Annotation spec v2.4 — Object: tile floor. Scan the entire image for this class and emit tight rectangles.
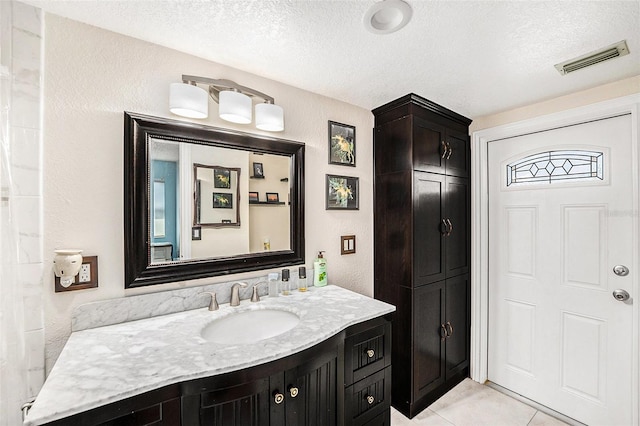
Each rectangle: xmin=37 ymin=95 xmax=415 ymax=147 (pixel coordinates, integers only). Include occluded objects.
xmin=390 ymin=379 xmax=569 ymax=426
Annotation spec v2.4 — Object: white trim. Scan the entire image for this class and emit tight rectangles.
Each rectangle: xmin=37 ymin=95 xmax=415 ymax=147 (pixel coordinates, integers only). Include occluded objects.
xmin=470 ymin=93 xmax=640 ymax=424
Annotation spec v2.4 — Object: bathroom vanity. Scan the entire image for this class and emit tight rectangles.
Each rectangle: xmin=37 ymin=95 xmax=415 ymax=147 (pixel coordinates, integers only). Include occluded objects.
xmin=25 ymin=285 xmax=394 ymax=426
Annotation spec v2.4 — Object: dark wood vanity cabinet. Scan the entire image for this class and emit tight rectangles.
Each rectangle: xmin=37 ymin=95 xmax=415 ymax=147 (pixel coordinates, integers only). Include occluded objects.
xmin=373 ymin=94 xmax=472 ymax=418
xmin=342 ymin=319 xmax=392 ymax=426
xmin=46 ymin=315 xmax=391 ymax=426
xmin=181 ymin=335 xmax=340 ymax=426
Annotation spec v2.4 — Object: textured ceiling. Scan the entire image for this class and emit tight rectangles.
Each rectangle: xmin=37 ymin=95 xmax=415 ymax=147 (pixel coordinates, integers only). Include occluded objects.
xmin=25 ymin=0 xmax=640 ymax=118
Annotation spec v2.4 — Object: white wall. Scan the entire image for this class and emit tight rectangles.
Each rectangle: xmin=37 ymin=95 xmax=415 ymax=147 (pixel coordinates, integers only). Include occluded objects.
xmin=471 ymin=75 xmax=640 ymax=132
xmin=43 ymin=14 xmax=374 ymax=371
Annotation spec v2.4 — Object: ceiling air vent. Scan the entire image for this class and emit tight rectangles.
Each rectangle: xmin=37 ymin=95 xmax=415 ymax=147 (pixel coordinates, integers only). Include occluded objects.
xmin=554 ymin=40 xmax=630 ymax=75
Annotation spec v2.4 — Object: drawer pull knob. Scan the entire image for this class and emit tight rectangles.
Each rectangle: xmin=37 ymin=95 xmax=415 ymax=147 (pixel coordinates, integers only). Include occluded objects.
xmin=366 ymin=395 xmax=375 ymax=405
xmin=288 ymin=386 xmax=299 ymax=398
xmin=274 ymin=392 xmax=284 ymax=404
xmin=366 ymin=349 xmax=375 ymax=358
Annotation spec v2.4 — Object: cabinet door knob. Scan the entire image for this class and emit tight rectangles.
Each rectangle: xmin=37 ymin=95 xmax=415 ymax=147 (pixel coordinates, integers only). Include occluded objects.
xmin=441 ymin=141 xmax=448 ymax=159
xmin=440 ymin=324 xmax=447 ymax=341
xmin=288 ymin=386 xmax=299 ymax=398
xmin=445 ymin=321 xmax=453 ymax=337
xmin=366 ymin=349 xmax=375 ymax=358
xmin=445 ymin=219 xmax=453 ymax=236
xmin=366 ymin=395 xmax=375 ymax=405
xmin=273 ymin=392 xmax=284 ymax=404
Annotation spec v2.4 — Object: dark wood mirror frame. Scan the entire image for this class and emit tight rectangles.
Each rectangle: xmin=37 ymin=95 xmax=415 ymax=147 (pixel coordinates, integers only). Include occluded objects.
xmin=124 ymin=112 xmax=305 ymax=288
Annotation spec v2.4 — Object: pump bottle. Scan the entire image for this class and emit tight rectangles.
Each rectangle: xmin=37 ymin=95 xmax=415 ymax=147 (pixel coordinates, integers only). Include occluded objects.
xmin=313 ymin=251 xmax=327 ymax=287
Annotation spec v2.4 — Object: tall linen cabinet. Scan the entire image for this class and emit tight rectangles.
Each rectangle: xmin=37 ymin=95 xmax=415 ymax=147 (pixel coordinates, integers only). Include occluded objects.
xmin=372 ymin=94 xmax=472 ymax=418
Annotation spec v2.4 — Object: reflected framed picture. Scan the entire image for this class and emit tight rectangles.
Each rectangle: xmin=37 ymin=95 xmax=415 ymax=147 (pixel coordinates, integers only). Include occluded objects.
xmin=253 ymin=162 xmax=264 ymax=178
xmin=213 ymin=168 xmax=231 ymax=188
xmin=266 ymin=192 xmax=280 ymax=203
xmin=213 ymin=192 xmax=233 ymax=209
xmin=328 ymin=121 xmax=356 ymax=167
xmin=249 ymin=191 xmax=259 ymax=203
xmin=326 ymin=174 xmax=359 ymax=210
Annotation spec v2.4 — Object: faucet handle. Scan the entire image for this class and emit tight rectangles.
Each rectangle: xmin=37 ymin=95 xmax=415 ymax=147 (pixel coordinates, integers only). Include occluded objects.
xmin=203 ymin=292 xmax=218 ymax=311
xmin=251 ymin=285 xmax=261 ymax=302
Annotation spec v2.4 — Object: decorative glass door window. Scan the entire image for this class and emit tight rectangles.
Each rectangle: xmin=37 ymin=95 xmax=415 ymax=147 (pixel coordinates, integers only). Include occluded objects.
xmin=506 ymin=150 xmax=603 ymax=187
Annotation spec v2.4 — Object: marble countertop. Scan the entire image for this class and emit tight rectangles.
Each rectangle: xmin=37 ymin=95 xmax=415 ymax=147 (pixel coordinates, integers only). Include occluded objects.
xmin=25 ymin=285 xmax=395 ymax=425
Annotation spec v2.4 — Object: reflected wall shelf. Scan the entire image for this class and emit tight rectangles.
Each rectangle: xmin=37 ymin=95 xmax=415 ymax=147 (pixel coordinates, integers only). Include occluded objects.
xmin=249 ymin=201 xmax=286 ymax=206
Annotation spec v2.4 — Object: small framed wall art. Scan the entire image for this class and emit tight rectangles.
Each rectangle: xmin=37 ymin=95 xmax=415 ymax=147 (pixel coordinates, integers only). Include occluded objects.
xmin=213 ymin=168 xmax=231 ymax=188
xmin=266 ymin=192 xmax=280 ymax=203
xmin=213 ymin=193 xmax=233 ymax=209
xmin=328 ymin=121 xmax=356 ymax=167
xmin=326 ymin=174 xmax=359 ymax=210
xmin=249 ymin=191 xmax=259 ymax=203
xmin=252 ymin=162 xmax=265 ymax=178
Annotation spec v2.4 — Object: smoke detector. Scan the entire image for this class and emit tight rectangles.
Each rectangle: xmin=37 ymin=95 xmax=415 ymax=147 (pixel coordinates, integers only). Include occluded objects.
xmin=554 ymin=40 xmax=630 ymax=75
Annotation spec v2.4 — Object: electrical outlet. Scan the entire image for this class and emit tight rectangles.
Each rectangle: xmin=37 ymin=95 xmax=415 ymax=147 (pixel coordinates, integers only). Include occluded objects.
xmin=79 ymin=263 xmax=91 ymax=283
xmin=55 ymin=255 xmax=98 ymax=292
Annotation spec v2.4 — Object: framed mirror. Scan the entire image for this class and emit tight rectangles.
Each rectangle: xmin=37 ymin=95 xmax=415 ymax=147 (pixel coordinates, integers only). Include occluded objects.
xmin=124 ymin=112 xmax=305 ymax=288
xmin=193 ymin=164 xmax=241 ymax=227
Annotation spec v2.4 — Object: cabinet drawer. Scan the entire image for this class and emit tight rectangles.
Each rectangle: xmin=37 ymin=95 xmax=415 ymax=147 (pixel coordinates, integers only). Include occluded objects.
xmin=344 ymin=321 xmax=391 ymax=384
xmin=362 ymin=409 xmax=390 ymax=426
xmin=345 ymin=367 xmax=391 ymax=426
xmin=98 ymin=397 xmax=181 ymax=426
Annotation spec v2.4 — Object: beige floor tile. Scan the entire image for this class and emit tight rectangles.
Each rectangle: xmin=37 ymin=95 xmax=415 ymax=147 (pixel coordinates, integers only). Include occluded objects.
xmin=527 ymin=410 xmax=570 ymax=426
xmin=428 ymin=379 xmax=537 ymax=426
xmin=392 ymin=407 xmax=455 ymax=426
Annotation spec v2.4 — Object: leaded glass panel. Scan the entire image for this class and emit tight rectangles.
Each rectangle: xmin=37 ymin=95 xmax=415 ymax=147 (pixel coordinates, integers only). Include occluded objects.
xmin=506 ymin=150 xmax=603 ymax=187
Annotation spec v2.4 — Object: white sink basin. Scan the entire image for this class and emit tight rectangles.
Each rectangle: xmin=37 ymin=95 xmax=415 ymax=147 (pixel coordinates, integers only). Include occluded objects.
xmin=201 ymin=309 xmax=300 ymax=344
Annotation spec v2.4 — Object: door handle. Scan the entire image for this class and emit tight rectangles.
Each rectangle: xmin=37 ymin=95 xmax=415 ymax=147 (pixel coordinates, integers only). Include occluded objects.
xmin=612 ymin=289 xmax=630 ymax=302
xmin=446 ymin=143 xmax=453 ymax=160
xmin=441 ymin=141 xmax=448 ymax=159
xmin=445 ymin=219 xmax=453 ymax=236
xmin=613 ymin=265 xmax=629 ymax=276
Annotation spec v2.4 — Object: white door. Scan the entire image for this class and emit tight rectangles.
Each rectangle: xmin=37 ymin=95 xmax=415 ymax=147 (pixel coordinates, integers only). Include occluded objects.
xmin=488 ymin=114 xmax=634 ymax=425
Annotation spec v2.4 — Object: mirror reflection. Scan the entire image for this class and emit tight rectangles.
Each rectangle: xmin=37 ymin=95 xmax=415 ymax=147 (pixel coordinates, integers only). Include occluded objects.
xmin=124 ymin=112 xmax=305 ymax=288
xmin=148 ymin=138 xmax=292 ymax=264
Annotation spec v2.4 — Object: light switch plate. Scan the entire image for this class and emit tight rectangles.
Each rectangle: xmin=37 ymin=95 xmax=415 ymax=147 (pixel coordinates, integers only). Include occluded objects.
xmin=341 ymin=235 xmax=356 ymax=255
xmin=55 ymin=256 xmax=99 ymax=292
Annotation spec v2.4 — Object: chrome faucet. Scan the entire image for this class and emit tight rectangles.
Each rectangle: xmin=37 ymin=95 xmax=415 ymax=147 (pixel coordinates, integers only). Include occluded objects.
xmin=230 ymin=282 xmax=248 ymax=306
xmin=203 ymin=292 xmax=218 ymax=311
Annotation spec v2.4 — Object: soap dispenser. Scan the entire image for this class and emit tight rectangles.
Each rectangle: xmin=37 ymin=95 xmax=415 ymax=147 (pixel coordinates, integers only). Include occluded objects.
xmin=313 ymin=251 xmax=327 ymax=287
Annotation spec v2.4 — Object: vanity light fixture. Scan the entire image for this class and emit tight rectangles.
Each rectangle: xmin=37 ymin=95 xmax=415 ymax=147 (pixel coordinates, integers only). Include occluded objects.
xmin=169 ymin=75 xmax=285 ymax=132
xmin=363 ymin=0 xmax=412 ymax=34
xmin=53 ymin=249 xmax=83 ymax=288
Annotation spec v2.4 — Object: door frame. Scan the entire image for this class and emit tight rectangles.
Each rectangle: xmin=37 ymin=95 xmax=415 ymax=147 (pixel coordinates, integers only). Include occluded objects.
xmin=470 ymin=93 xmax=640 ymax=423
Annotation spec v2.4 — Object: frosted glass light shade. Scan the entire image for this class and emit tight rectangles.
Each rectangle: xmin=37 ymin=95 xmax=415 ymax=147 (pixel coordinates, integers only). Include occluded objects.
xmin=219 ymin=90 xmax=252 ymax=124
xmin=169 ymin=83 xmax=208 ymax=119
xmin=255 ymin=103 xmax=284 ymax=132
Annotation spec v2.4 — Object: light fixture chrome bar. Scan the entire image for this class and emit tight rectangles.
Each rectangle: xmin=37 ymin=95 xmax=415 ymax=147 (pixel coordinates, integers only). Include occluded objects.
xmin=181 ymin=75 xmax=275 ymax=104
